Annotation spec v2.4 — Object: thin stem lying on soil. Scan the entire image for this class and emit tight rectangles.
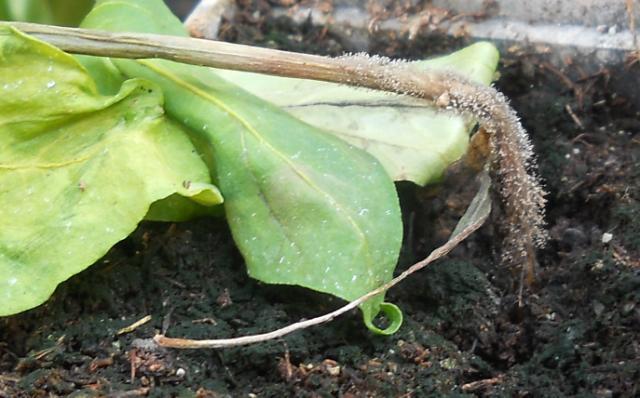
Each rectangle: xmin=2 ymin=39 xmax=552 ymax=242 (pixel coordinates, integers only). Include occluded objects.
xmin=0 ymin=21 xmax=548 ymax=345
xmin=157 ymin=172 xmax=491 ymax=348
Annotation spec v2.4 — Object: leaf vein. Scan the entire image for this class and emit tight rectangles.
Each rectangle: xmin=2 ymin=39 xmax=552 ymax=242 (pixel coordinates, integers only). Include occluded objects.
xmin=138 ymin=61 xmax=376 ymax=279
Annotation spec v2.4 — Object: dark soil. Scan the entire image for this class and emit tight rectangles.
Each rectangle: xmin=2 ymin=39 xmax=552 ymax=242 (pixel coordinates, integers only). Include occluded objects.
xmin=2 ymin=2 xmax=639 ymax=397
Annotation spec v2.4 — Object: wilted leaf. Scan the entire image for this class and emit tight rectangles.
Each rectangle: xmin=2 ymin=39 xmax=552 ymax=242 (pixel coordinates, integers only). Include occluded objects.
xmin=215 ymin=42 xmax=499 ymax=185
xmin=0 ymin=27 xmax=221 ymax=315
xmin=82 ymin=0 xmax=404 ymax=333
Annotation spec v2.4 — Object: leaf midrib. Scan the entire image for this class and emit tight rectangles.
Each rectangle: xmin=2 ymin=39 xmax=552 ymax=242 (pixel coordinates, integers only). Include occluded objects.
xmin=138 ymin=60 xmax=378 ymax=286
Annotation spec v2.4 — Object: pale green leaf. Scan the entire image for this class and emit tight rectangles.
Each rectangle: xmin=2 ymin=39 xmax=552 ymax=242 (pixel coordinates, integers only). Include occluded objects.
xmin=73 ymin=54 xmax=221 ymax=223
xmin=75 ymin=54 xmax=126 ymax=95
xmin=215 ymin=42 xmax=499 ymax=185
xmin=0 ymin=27 xmax=222 ymax=316
xmin=82 ymin=0 xmax=404 ymax=333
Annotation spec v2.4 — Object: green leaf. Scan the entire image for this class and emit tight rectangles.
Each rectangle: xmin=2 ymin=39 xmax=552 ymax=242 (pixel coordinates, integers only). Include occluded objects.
xmin=215 ymin=42 xmax=499 ymax=185
xmin=47 ymin=0 xmax=95 ymax=27
xmin=73 ymin=50 xmax=219 ymax=223
xmin=0 ymin=2 xmax=9 ymax=21
xmin=82 ymin=0 xmax=404 ymax=333
xmin=74 ymin=54 xmax=126 ymax=95
xmin=0 ymin=0 xmax=53 ymax=24
xmin=0 ymin=26 xmax=222 ymax=316
xmin=0 ymin=0 xmax=94 ymax=26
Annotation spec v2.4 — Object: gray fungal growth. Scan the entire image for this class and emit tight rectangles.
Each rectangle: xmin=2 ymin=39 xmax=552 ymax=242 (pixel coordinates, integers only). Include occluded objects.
xmin=335 ymin=53 xmax=548 ymax=281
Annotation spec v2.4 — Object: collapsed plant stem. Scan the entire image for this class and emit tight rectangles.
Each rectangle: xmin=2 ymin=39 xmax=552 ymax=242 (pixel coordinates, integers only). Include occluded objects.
xmin=1 ymin=21 xmax=547 ymax=343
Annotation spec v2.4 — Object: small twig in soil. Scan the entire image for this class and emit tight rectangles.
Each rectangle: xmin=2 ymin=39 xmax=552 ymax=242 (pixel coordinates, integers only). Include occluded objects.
xmin=461 ymin=374 xmax=505 ymax=392
xmin=33 ymin=335 xmax=65 ymax=360
xmin=111 ymin=387 xmax=151 ymax=398
xmin=117 ymin=315 xmax=152 ymax=336
xmin=277 ymin=341 xmax=296 ymax=382
xmin=89 ymin=356 xmax=114 ymax=373
xmin=191 ymin=317 xmax=217 ymax=325
xmin=129 ymin=349 xmax=138 ymax=384
xmin=565 ymin=104 xmax=585 ymax=130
